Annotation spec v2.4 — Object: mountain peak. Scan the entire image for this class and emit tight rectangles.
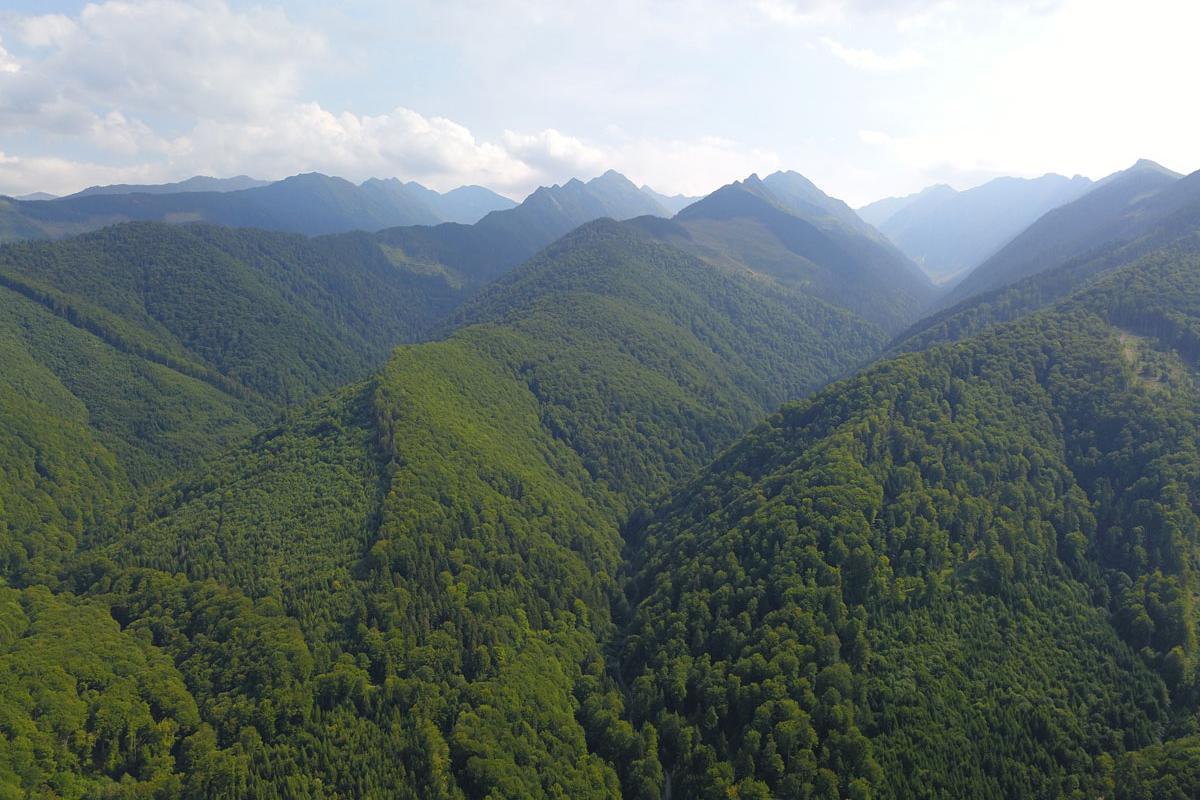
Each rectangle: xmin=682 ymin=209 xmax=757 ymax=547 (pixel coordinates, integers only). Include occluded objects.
xmin=1128 ymin=158 xmax=1180 ymax=177
xmin=764 ymin=169 xmax=818 ymax=188
xmin=279 ymin=171 xmax=345 ymax=186
xmin=588 ymin=169 xmax=636 ymax=187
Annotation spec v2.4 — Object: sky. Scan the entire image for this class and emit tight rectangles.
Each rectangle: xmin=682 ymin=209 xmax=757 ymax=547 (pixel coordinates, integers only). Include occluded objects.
xmin=0 ymin=0 xmax=1195 ymax=205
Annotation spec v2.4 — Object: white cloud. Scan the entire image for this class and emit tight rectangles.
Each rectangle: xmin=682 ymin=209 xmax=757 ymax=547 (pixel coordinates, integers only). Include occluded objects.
xmin=822 ymin=37 xmax=925 ymax=71
xmin=0 ymin=0 xmax=782 ymax=198
xmin=177 ymin=103 xmax=539 ymax=193
xmin=10 ymin=0 xmax=1182 ymax=208
xmin=501 ymin=129 xmax=608 ymax=178
xmin=0 ymin=149 xmax=168 ymax=196
xmin=17 ymin=14 xmax=77 ymax=48
xmin=0 ymin=0 xmax=324 ymax=136
xmin=0 ymin=39 xmax=20 ymax=74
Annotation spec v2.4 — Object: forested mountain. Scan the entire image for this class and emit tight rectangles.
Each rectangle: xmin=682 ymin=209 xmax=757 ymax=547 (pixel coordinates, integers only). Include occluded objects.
xmin=0 ymin=220 xmax=469 ymax=518
xmin=620 ymin=243 xmax=1200 ymax=799
xmin=4 ymin=154 xmax=1200 ymax=799
xmin=0 ymin=216 xmax=887 ymax=798
xmin=65 ymin=175 xmax=271 ymax=198
xmin=366 ymin=170 xmax=675 ymax=287
xmin=866 ymin=173 xmax=1093 ymax=282
xmin=670 ymin=174 xmax=935 ymax=332
xmin=0 ymin=173 xmax=518 ymax=242
xmin=468 ymin=170 xmax=669 ymax=255
xmin=944 ymin=159 xmax=1183 ymax=305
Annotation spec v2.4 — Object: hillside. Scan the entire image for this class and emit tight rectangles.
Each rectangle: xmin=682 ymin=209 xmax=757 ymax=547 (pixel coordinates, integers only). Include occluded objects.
xmin=944 ymin=160 xmax=1183 ymax=305
xmin=873 ymin=173 xmax=1093 ymax=282
xmin=0 ymin=222 xmax=465 ymax=404
xmin=620 ymin=244 xmax=1200 ymax=799
xmin=0 ymin=221 xmax=469 ymax=589
xmin=671 ymin=175 xmax=935 ymax=332
xmin=8 ymin=209 xmax=1200 ymax=798
xmin=6 ymin=167 xmax=1200 ymax=799
xmin=29 ymin=217 xmax=886 ymax=798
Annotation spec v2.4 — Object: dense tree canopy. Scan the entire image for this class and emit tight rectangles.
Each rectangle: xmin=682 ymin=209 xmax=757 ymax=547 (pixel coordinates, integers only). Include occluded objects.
xmin=3 ymin=201 xmax=1200 ymax=798
xmin=620 ymin=248 xmax=1200 ymax=798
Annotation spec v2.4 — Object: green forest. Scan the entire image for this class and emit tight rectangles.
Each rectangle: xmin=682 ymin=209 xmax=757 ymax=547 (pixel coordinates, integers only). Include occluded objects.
xmin=3 ymin=161 xmax=1200 ymax=799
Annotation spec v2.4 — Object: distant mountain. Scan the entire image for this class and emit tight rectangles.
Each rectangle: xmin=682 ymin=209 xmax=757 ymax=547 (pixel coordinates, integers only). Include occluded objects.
xmin=66 ymin=175 xmax=270 ymax=198
xmin=396 ymin=181 xmax=517 ymax=223
xmin=872 ymin=173 xmax=1094 ymax=282
xmin=368 ymin=169 xmax=677 ymax=288
xmin=670 ymin=173 xmax=935 ymax=331
xmin=356 ymin=178 xmax=445 ymax=226
xmin=62 ymin=174 xmax=513 ymax=225
xmin=856 ymin=183 xmax=956 ymax=227
xmin=466 ymin=169 xmax=669 ymax=258
xmin=359 ymin=178 xmax=515 ymax=224
xmin=13 ymin=192 xmax=57 ymax=201
xmin=943 ymin=159 xmax=1183 ymax=305
xmin=641 ymin=184 xmax=700 ymax=214
xmin=0 ymin=170 xmax=659 ymax=248
xmin=760 ymin=169 xmax=898 ymax=245
xmin=895 ymin=166 xmax=1200 ymax=353
xmin=0 ymin=173 xmax=478 ymax=239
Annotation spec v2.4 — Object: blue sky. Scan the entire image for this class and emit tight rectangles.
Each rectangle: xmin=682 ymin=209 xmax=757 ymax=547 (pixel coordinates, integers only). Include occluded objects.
xmin=0 ymin=0 xmax=1195 ymax=203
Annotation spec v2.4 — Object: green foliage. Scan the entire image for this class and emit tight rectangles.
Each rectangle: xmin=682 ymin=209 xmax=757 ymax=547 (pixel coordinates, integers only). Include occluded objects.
xmin=0 ymin=222 xmax=464 ymax=404
xmin=0 ymin=220 xmax=469 ymax=586
xmin=671 ymin=176 xmax=935 ymax=332
xmin=1110 ymin=736 xmax=1200 ymax=799
xmin=620 ymin=249 xmax=1200 ymax=798
xmin=8 ymin=206 xmax=1200 ymax=798
xmin=69 ymin=218 xmax=882 ymax=796
xmin=0 ymin=585 xmax=199 ymax=798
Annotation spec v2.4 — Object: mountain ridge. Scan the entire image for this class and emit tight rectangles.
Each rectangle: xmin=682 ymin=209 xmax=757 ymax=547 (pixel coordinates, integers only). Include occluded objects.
xmin=943 ymin=159 xmax=1185 ymax=305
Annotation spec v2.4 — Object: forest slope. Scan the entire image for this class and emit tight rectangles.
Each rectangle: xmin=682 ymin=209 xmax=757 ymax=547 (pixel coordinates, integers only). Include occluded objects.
xmin=25 ymin=218 xmax=886 ymax=798
xmin=620 ymin=245 xmax=1200 ymax=799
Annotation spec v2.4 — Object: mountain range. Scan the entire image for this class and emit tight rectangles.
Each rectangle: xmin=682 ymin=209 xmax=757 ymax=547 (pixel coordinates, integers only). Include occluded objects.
xmin=4 ymin=157 xmax=1200 ymax=799
xmin=0 ymin=173 xmax=518 ymax=241
xmin=942 ymin=159 xmax=1184 ymax=304
xmin=65 ymin=175 xmax=271 ymax=197
xmin=860 ymin=172 xmax=1094 ymax=282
